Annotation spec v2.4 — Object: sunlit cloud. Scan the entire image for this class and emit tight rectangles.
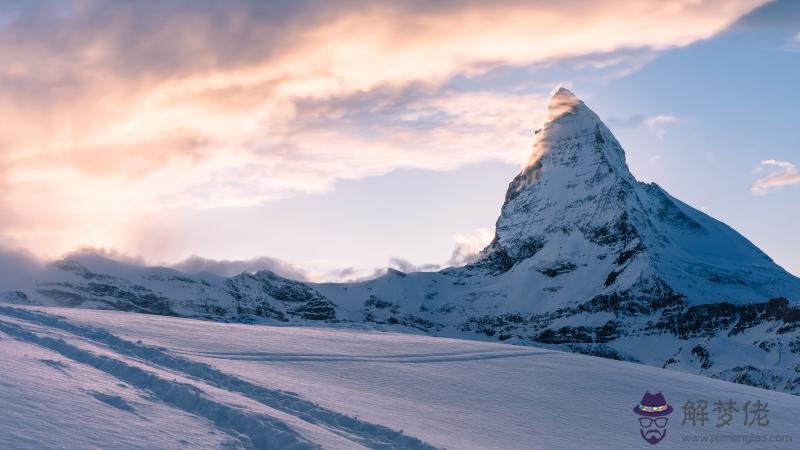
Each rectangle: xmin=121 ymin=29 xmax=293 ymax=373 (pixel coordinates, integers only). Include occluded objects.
xmin=0 ymin=0 xmax=767 ymax=260
xmin=751 ymin=159 xmax=800 ymax=195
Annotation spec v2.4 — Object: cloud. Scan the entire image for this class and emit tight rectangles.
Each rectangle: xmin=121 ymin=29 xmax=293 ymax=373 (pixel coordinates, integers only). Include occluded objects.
xmin=448 ymin=228 xmax=496 ymax=266
xmin=0 ymin=246 xmax=43 ymax=293
xmin=312 ymin=226 xmax=497 ymax=279
xmin=171 ymin=255 xmax=309 ymax=280
xmin=0 ymin=0 xmax=766 ymax=259
xmin=609 ymin=113 xmax=675 ymax=139
xmin=0 ymin=224 xmax=498 ymax=287
xmin=330 ymin=227 xmax=497 ymax=278
xmin=784 ymin=32 xmax=800 ymax=51
xmin=172 ymin=255 xmax=388 ymax=282
xmin=751 ymin=159 xmax=800 ymax=195
xmin=64 ymin=247 xmax=148 ymax=267
xmin=388 ymin=258 xmax=441 ymax=273
xmin=643 ymin=114 xmax=676 ymax=139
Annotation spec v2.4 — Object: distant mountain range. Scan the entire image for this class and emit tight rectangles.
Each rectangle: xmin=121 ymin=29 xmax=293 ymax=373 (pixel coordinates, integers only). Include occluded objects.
xmin=4 ymin=88 xmax=800 ymax=395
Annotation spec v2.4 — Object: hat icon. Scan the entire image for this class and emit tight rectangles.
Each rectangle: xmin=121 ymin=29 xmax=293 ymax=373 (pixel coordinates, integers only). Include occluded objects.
xmin=633 ymin=392 xmax=673 ymax=417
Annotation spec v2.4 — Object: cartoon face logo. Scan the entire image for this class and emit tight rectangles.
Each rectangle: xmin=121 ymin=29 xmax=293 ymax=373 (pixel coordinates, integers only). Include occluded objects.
xmin=633 ymin=392 xmax=673 ymax=445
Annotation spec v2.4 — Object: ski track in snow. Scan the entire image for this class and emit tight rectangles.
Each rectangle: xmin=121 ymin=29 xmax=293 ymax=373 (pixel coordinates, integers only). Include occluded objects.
xmin=0 ymin=306 xmax=437 ymax=450
xmin=179 ymin=348 xmax=558 ymax=363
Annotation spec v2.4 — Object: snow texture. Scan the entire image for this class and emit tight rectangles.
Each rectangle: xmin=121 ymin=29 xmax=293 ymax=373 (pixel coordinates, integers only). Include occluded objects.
xmin=2 ymin=306 xmax=799 ymax=449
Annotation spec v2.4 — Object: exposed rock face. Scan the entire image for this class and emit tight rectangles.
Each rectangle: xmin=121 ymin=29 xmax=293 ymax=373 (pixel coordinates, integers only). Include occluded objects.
xmin=4 ymin=89 xmax=800 ymax=395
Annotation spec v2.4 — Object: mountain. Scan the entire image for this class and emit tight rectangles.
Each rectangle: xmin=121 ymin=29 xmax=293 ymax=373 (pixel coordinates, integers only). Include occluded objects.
xmin=3 ymin=88 xmax=800 ymax=395
xmin=475 ymin=88 xmax=799 ymax=305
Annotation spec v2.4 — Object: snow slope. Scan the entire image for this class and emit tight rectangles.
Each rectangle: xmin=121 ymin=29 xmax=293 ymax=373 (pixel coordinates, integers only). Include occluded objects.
xmin=1 ymin=306 xmax=798 ymax=449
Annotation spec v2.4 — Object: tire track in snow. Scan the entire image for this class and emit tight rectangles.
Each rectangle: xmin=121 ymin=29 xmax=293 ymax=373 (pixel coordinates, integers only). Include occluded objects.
xmin=0 ymin=318 xmax=314 ymax=450
xmin=0 ymin=306 xmax=438 ymax=450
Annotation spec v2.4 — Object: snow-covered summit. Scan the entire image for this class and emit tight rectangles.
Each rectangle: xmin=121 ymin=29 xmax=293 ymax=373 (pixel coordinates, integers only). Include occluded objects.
xmin=548 ymin=87 xmax=580 ymax=117
xmin=477 ymin=89 xmax=799 ymax=307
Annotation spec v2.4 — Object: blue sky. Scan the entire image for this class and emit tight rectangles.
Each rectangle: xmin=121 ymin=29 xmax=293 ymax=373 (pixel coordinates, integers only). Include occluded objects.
xmin=177 ymin=1 xmax=800 ymax=278
xmin=0 ymin=0 xmax=797 ymax=279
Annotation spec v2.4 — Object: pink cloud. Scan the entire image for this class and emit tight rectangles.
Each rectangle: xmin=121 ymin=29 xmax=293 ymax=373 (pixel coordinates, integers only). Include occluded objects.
xmin=751 ymin=159 xmax=800 ymax=195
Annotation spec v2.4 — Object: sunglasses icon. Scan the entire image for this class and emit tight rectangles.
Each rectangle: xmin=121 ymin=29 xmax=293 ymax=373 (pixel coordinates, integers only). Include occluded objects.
xmin=639 ymin=417 xmax=668 ymax=428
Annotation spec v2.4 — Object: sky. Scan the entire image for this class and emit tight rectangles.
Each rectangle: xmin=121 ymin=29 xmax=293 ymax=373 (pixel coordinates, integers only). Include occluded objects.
xmin=0 ymin=0 xmax=798 ymax=280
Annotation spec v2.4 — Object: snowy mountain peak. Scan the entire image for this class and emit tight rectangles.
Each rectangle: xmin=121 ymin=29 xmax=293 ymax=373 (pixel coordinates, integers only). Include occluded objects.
xmin=525 ymin=88 xmax=629 ymax=180
xmin=475 ymin=90 xmax=637 ymax=274
xmin=473 ymin=89 xmax=800 ymax=308
xmin=548 ymin=87 xmax=583 ymax=121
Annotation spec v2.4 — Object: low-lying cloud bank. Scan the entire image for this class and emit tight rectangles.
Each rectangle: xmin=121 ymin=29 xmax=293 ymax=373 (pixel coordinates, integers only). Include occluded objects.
xmin=169 ymin=227 xmax=495 ymax=282
xmin=0 ymin=225 xmax=495 ymax=287
xmin=171 ymin=255 xmax=310 ymax=280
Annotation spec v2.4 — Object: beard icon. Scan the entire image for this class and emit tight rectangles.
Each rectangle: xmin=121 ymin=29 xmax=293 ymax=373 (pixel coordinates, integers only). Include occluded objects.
xmin=640 ymin=424 xmax=667 ymax=445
